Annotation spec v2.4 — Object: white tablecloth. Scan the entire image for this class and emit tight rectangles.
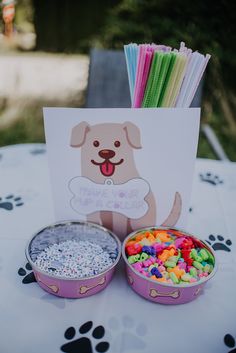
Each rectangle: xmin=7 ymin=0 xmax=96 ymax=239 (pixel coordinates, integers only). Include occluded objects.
xmin=0 ymin=143 xmax=235 ymax=353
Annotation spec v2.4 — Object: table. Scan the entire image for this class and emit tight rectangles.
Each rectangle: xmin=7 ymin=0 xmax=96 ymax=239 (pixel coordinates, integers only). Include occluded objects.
xmin=0 ymin=143 xmax=235 ymax=353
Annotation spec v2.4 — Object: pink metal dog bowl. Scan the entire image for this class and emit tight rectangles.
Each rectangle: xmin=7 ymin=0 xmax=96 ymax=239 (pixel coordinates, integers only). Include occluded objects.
xmin=122 ymin=227 xmax=217 ymax=304
xmin=26 ymin=221 xmax=121 ymax=298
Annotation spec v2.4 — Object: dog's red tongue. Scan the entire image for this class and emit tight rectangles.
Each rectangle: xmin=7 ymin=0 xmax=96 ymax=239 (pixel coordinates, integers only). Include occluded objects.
xmin=100 ymin=161 xmax=115 ymax=177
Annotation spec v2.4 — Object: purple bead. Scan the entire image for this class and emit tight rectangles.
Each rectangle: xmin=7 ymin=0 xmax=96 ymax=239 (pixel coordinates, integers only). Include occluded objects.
xmin=142 ymin=246 xmax=156 ymax=256
xmin=132 ymin=263 xmax=142 ymax=271
xmin=151 ymin=267 xmax=162 ymax=278
xmin=178 ymin=261 xmax=187 ymax=271
xmin=153 ymin=243 xmax=165 ymax=253
xmin=174 ymin=237 xmax=186 ymax=248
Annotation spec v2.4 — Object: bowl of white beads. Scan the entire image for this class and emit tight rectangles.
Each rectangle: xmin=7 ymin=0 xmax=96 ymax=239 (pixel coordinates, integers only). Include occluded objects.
xmin=26 ymin=221 xmax=121 ymax=298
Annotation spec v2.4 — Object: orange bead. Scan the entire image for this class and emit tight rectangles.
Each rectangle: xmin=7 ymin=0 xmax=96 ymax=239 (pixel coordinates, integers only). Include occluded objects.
xmin=147 ymin=234 xmax=156 ymax=243
xmin=153 ymin=230 xmax=160 ymax=237
xmin=154 ymin=230 xmax=172 ymax=243
xmin=168 ymin=266 xmax=185 ymax=279
xmin=169 ymin=248 xmax=176 ymax=257
xmin=125 ymin=240 xmax=136 ymax=247
xmin=150 ymin=275 xmax=158 ymax=281
xmin=156 ymin=277 xmax=168 ymax=283
xmin=158 ymin=249 xmax=170 ymax=262
xmin=135 ymin=233 xmax=146 ymax=241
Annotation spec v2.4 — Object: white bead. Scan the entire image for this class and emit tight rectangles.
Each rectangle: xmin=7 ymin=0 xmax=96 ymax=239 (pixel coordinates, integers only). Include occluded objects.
xmin=34 ymin=240 xmax=115 ymax=278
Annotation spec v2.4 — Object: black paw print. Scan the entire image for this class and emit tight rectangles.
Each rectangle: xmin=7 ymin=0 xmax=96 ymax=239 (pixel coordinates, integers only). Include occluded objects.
xmin=206 ymin=235 xmax=232 ymax=252
xmin=0 ymin=195 xmax=24 ymax=211
xmin=18 ymin=263 xmax=36 ymax=284
xmin=224 ymin=334 xmax=236 ymax=353
xmin=199 ymin=172 xmax=223 ymax=186
xmin=30 ymin=148 xmax=46 ymax=155
xmin=61 ymin=321 xmax=109 ymax=353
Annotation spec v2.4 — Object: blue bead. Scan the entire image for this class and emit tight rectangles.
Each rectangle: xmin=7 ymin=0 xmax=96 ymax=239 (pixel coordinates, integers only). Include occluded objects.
xmin=142 ymin=246 xmax=156 ymax=255
xmin=151 ymin=268 xmax=156 ymax=275
xmin=142 ymin=245 xmax=149 ymax=252
xmin=151 ymin=267 xmax=162 ymax=278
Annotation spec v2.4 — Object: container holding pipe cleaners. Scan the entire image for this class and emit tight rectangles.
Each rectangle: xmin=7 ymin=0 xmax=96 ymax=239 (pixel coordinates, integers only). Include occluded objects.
xmin=124 ymin=42 xmax=210 ymax=108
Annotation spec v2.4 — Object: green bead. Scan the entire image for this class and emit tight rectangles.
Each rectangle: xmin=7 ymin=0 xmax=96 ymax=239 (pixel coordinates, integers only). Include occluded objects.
xmin=190 ymin=249 xmax=203 ymax=262
xmin=162 ymin=271 xmax=170 ymax=279
xmin=134 ymin=254 xmax=140 ymax=261
xmin=193 ymin=261 xmax=204 ymax=270
xmin=208 ymin=264 xmax=214 ymax=273
xmin=164 ymin=260 xmax=176 ymax=268
xmin=168 ymin=256 xmax=179 ymax=263
xmin=128 ymin=255 xmax=136 ymax=264
xmin=189 ymin=267 xmax=198 ymax=277
xmin=203 ymin=264 xmax=210 ymax=273
xmin=195 ymin=255 xmax=203 ymax=263
xmin=169 ymin=272 xmax=179 ymax=284
xmin=204 ymin=249 xmax=215 ymax=265
xmin=190 ymin=249 xmax=198 ymax=260
xmin=199 ymin=249 xmax=209 ymax=261
xmin=140 ymin=252 xmax=149 ymax=261
xmin=181 ymin=273 xmax=192 ymax=282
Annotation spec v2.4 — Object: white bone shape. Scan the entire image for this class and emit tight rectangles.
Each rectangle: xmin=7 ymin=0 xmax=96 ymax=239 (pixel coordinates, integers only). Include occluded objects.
xmin=69 ymin=177 xmax=150 ymax=219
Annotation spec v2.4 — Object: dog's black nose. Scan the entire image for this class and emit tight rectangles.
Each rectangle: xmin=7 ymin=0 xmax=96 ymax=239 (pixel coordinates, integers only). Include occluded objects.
xmin=99 ymin=149 xmax=115 ymax=159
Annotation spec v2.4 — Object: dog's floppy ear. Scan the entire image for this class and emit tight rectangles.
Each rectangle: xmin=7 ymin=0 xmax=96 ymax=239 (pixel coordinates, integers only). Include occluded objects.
xmin=122 ymin=121 xmax=142 ymax=149
xmin=70 ymin=121 xmax=90 ymax=147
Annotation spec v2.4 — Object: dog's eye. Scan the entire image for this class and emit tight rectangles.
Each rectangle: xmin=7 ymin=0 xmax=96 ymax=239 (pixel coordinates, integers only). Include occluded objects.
xmin=93 ymin=140 xmax=100 ymax=147
xmin=114 ymin=141 xmax=121 ymax=147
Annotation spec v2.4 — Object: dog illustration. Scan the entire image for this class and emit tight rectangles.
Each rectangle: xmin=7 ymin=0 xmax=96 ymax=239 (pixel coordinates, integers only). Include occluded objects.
xmin=70 ymin=121 xmax=181 ymax=239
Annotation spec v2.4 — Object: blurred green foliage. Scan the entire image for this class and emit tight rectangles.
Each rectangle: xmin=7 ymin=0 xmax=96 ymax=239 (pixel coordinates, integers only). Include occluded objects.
xmin=99 ymin=0 xmax=236 ymax=101
xmin=32 ymin=0 xmax=120 ymax=52
xmin=0 ymin=107 xmax=44 ymax=146
xmin=100 ymin=0 xmax=235 ymax=88
xmin=15 ymin=0 xmax=34 ymax=32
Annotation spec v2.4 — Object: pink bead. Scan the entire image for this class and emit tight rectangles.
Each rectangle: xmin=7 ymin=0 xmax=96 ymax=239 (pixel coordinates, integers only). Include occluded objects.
xmin=203 ymin=272 xmax=209 ymax=277
xmin=143 ymin=259 xmax=151 ymax=267
xmin=189 ymin=278 xmax=197 ymax=283
xmin=178 ymin=262 xmax=187 ymax=270
xmin=156 ymin=259 xmax=163 ymax=265
xmin=199 ymin=273 xmax=204 ymax=278
xmin=174 ymin=236 xmax=186 ymax=248
xmin=158 ymin=265 xmax=165 ymax=272
xmin=153 ymin=243 xmax=165 ymax=253
xmin=132 ymin=263 xmax=142 ymax=271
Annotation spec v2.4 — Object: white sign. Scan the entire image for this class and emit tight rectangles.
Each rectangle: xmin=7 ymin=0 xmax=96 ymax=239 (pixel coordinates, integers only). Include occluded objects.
xmin=43 ymin=108 xmax=200 ymax=239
